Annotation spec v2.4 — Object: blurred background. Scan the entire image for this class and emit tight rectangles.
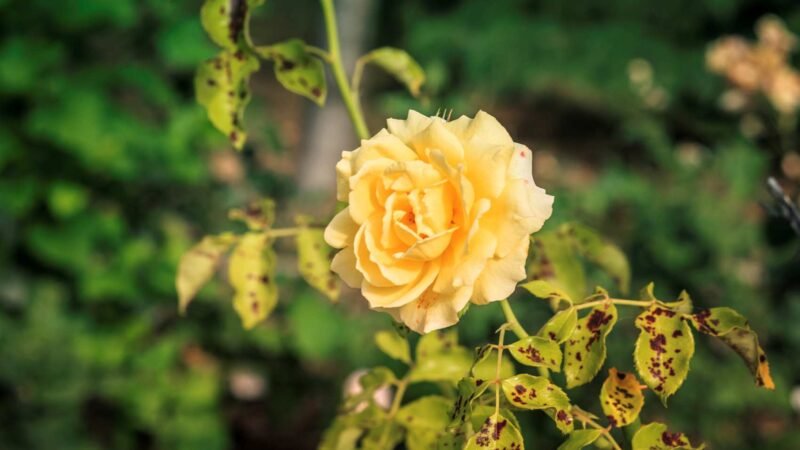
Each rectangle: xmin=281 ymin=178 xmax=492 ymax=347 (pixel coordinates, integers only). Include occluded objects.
xmin=1 ymin=0 xmax=799 ymax=449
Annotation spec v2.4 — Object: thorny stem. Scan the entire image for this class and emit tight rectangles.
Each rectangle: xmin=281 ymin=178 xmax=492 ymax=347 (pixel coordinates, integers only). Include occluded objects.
xmin=320 ymin=0 xmax=369 ymax=140
xmin=574 ymin=298 xmax=654 ymax=311
xmin=573 ymin=407 xmax=623 ymax=450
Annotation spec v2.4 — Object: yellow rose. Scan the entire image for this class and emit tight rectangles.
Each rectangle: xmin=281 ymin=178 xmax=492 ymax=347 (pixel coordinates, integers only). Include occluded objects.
xmin=324 ymin=111 xmax=553 ymax=333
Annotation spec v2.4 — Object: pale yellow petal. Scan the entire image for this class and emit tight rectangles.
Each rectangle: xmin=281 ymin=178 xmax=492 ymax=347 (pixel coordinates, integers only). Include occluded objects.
xmin=330 ymin=246 xmax=362 ymax=289
xmin=412 ymin=119 xmax=465 ymax=167
xmin=397 ymin=227 xmax=456 ymax=261
xmin=335 ymin=151 xmax=352 ymax=202
xmin=386 ymin=110 xmax=437 ymax=144
xmin=353 ymin=223 xmax=394 ymax=287
xmin=324 ymin=207 xmax=358 ymax=249
xmin=396 ymin=285 xmax=472 ymax=334
xmin=471 ymin=237 xmax=529 ymax=304
xmin=362 ymin=259 xmax=440 ymax=308
xmin=483 ymin=177 xmax=553 ymax=258
xmin=348 ymin=159 xmax=392 ymax=224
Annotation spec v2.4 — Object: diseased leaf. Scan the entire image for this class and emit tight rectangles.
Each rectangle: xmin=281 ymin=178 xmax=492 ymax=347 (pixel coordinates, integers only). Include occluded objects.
xmin=410 ymin=329 xmax=471 ymax=383
xmin=538 ymin=307 xmax=578 ymax=344
xmin=521 ymin=279 xmax=573 ymax=306
xmin=471 ymin=347 xmax=515 ymax=381
xmin=228 ymin=232 xmax=278 ymax=328
xmin=632 ymin=422 xmax=705 ymax=450
xmin=195 ymin=49 xmax=259 ymax=149
xmin=634 ymin=304 xmax=694 ymax=404
xmin=689 ymin=307 xmax=775 ymax=389
xmin=529 ymin=232 xmax=586 ymax=303
xmin=200 ymin=0 xmax=263 ymax=50
xmin=361 ymin=47 xmax=425 ymax=96
xmin=397 ymin=396 xmax=451 ymax=450
xmin=228 ymin=198 xmax=275 ymax=231
xmin=599 ymin=368 xmax=644 ymax=427
xmin=557 ymin=429 xmax=604 ymax=450
xmin=563 ymin=223 xmax=631 ymax=294
xmin=470 ymin=405 xmax=521 ymax=436
xmin=564 ymin=303 xmax=618 ymax=388
xmin=664 ymin=290 xmax=693 ymax=314
xmin=501 ymin=374 xmax=574 ymax=434
xmin=374 ymin=330 xmax=411 ymax=364
xmin=437 ymin=377 xmax=491 ymax=450
xmin=257 ymin=39 xmax=327 ymax=105
xmin=417 ymin=329 xmax=459 ymax=360
xmin=507 ymin=335 xmax=562 ymax=372
xmin=296 ymin=225 xmax=339 ymax=301
xmin=464 ymin=412 xmax=524 ymax=450
xmin=176 ymin=232 xmax=237 ymax=314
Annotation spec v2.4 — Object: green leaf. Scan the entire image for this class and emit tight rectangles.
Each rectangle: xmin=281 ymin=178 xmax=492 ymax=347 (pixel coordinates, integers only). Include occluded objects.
xmin=437 ymin=377 xmax=491 ymax=449
xmin=632 ymin=422 xmax=705 ymax=450
xmin=176 ymin=232 xmax=238 ymax=314
xmin=501 ymin=374 xmax=574 ymax=433
xmin=397 ymin=396 xmax=451 ymax=450
xmin=464 ymin=412 xmax=524 ymax=450
xmin=689 ymin=307 xmax=775 ymax=389
xmin=361 ymin=421 xmax=404 ymax=450
xmin=200 ymin=0 xmax=263 ymax=50
xmin=538 ymin=307 xmax=578 ymax=344
xmin=227 ymin=232 xmax=278 ymax=329
xmin=563 ymin=223 xmax=631 ymax=294
xmin=529 ymin=232 xmax=586 ymax=302
xmin=374 ymin=330 xmax=411 ymax=364
xmin=417 ymin=329 xmax=458 ymax=360
xmin=409 ymin=329 xmax=472 ymax=383
xmin=507 ymin=335 xmax=562 ymax=371
xmin=521 ymin=279 xmax=573 ymax=306
xmin=634 ymin=304 xmax=694 ymax=404
xmin=471 ymin=347 xmax=515 ymax=381
xmin=195 ymin=50 xmax=259 ymax=149
xmin=564 ymin=303 xmax=618 ymax=388
xmin=228 ymin=198 xmax=276 ymax=231
xmin=557 ymin=429 xmax=604 ymax=450
xmin=319 ymin=417 xmax=362 ymax=450
xmin=257 ymin=39 xmax=327 ymax=105
xmin=360 ymin=47 xmax=425 ymax=96
xmin=296 ymin=225 xmax=339 ymax=301
xmin=599 ymin=368 xmax=644 ymax=427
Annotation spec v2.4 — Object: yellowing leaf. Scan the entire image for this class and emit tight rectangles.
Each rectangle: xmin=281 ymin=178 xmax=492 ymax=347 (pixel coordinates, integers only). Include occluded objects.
xmin=599 ymin=368 xmax=644 ymax=427
xmin=632 ymin=422 xmax=705 ymax=450
xmin=689 ymin=307 xmax=774 ymax=389
xmin=521 ymin=279 xmax=573 ymax=306
xmin=257 ymin=39 xmax=327 ymax=105
xmin=195 ymin=50 xmax=259 ymax=149
xmin=176 ymin=233 xmax=237 ymax=314
xmin=538 ymin=307 xmax=578 ymax=344
xmin=200 ymin=0 xmax=262 ymax=50
xmin=228 ymin=232 xmax=278 ymax=329
xmin=529 ymin=232 xmax=586 ymax=303
xmin=501 ymin=373 xmax=574 ymax=434
xmin=564 ymin=303 xmax=618 ymax=388
xmin=374 ymin=330 xmax=411 ymax=364
xmin=563 ymin=223 xmax=631 ymax=295
xmin=634 ymin=304 xmax=694 ymax=404
xmin=296 ymin=226 xmax=339 ymax=301
xmin=464 ymin=412 xmax=524 ymax=450
xmin=410 ymin=329 xmax=471 ymax=383
xmin=228 ymin=198 xmax=276 ymax=231
xmin=557 ymin=429 xmax=604 ymax=450
xmin=438 ymin=377 xmax=491 ymax=449
xmin=397 ymin=396 xmax=451 ymax=450
xmin=361 ymin=47 xmax=425 ymax=96
xmin=507 ymin=335 xmax=562 ymax=371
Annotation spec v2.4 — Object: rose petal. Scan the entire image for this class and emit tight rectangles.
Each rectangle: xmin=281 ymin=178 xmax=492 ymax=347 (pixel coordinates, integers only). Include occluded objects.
xmin=471 ymin=237 xmax=530 ymax=304
xmin=331 ymin=246 xmax=362 ymax=288
xmin=396 ymin=285 xmax=473 ymax=334
xmin=324 ymin=207 xmax=358 ymax=249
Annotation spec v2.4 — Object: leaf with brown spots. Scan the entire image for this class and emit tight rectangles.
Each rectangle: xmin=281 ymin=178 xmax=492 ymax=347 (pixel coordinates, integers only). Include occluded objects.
xmin=631 ymin=422 xmax=705 ymax=450
xmin=397 ymin=396 xmax=451 ymax=450
xmin=463 ymin=412 xmax=524 ymax=450
xmin=374 ymin=330 xmax=411 ymax=364
xmin=634 ymin=303 xmax=694 ymax=404
xmin=507 ymin=336 xmax=562 ymax=371
xmin=257 ymin=39 xmax=327 ymax=106
xmin=528 ymin=231 xmax=586 ymax=304
xmin=521 ymin=279 xmax=573 ymax=307
xmin=359 ymin=47 xmax=426 ymax=97
xmin=557 ymin=429 xmax=604 ymax=450
xmin=228 ymin=198 xmax=275 ymax=231
xmin=437 ymin=377 xmax=491 ymax=449
xmin=563 ymin=303 xmax=618 ymax=388
xmin=228 ymin=232 xmax=278 ymax=329
xmin=688 ymin=307 xmax=775 ymax=389
xmin=599 ymin=368 xmax=644 ymax=427
xmin=200 ymin=0 xmax=264 ymax=50
xmin=538 ymin=306 xmax=578 ymax=344
xmin=501 ymin=374 xmax=574 ymax=434
xmin=561 ymin=222 xmax=631 ymax=295
xmin=296 ymin=225 xmax=339 ymax=302
xmin=195 ymin=49 xmax=259 ymax=149
xmin=176 ymin=232 xmax=238 ymax=314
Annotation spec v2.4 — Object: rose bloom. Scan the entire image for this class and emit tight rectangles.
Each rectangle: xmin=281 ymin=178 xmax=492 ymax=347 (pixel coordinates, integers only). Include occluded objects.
xmin=324 ymin=111 xmax=553 ymax=333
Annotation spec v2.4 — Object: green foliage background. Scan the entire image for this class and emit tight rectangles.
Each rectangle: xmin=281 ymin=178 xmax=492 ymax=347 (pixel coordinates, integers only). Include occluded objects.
xmin=1 ymin=0 xmax=799 ymax=449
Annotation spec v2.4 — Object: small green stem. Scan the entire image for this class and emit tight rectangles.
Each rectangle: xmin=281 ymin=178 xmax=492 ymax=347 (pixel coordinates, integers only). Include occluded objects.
xmin=377 ymin=375 xmax=408 ymax=448
xmin=574 ymin=298 xmax=653 ymax=311
xmin=304 ymin=45 xmax=332 ymax=63
xmin=320 ymin=0 xmax=369 ymax=140
xmin=494 ymin=326 xmax=508 ymax=418
xmin=500 ymin=300 xmax=528 ymax=338
xmin=573 ymin=408 xmax=623 ymax=450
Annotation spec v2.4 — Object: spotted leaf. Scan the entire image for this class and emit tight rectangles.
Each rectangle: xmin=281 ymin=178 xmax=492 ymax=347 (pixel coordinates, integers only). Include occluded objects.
xmin=195 ymin=50 xmax=259 ymax=149
xmin=634 ymin=304 xmax=694 ymax=404
xmin=360 ymin=47 xmax=426 ymax=96
xmin=562 ymin=222 xmax=630 ymax=295
xmin=538 ymin=307 xmax=578 ymax=344
xmin=632 ymin=422 xmax=705 ymax=450
xmin=557 ymin=429 xmax=604 ymax=450
xmin=599 ymin=368 xmax=644 ymax=427
xmin=463 ymin=412 xmax=524 ymax=450
xmin=200 ymin=0 xmax=263 ymax=50
xmin=296 ymin=225 xmax=339 ymax=301
xmin=437 ymin=377 xmax=491 ymax=449
xmin=564 ymin=303 xmax=618 ymax=388
xmin=397 ymin=396 xmax=451 ymax=450
xmin=521 ymin=279 xmax=573 ymax=306
xmin=689 ymin=307 xmax=774 ymax=389
xmin=528 ymin=232 xmax=586 ymax=303
xmin=257 ymin=39 xmax=327 ymax=105
xmin=501 ymin=374 xmax=574 ymax=434
xmin=228 ymin=198 xmax=275 ymax=231
xmin=228 ymin=232 xmax=278 ymax=328
xmin=507 ymin=335 xmax=562 ymax=371
xmin=374 ymin=330 xmax=411 ymax=364
xmin=177 ymin=233 xmax=238 ymax=314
